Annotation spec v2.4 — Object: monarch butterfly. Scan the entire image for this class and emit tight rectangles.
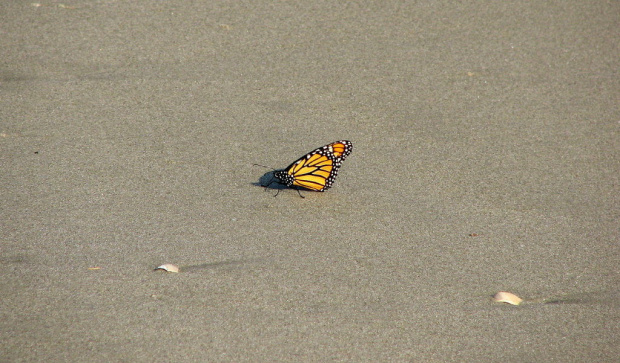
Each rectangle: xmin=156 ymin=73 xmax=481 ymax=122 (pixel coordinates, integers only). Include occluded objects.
xmin=261 ymin=140 xmax=353 ymax=196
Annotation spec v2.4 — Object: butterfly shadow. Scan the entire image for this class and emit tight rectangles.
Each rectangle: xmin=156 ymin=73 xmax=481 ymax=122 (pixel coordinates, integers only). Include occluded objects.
xmin=253 ymin=170 xmax=282 ymax=189
xmin=252 ymin=168 xmax=305 ymax=198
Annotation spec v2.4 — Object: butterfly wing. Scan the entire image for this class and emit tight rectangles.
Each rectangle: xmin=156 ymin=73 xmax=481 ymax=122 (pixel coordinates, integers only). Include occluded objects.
xmin=274 ymin=140 xmax=352 ymax=192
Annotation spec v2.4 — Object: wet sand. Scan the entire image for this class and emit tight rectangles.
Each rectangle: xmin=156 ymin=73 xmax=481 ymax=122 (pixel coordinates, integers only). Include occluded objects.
xmin=1 ymin=1 xmax=618 ymax=361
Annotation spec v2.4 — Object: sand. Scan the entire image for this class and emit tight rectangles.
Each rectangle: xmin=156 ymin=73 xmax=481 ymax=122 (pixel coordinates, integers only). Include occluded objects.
xmin=1 ymin=1 xmax=618 ymax=361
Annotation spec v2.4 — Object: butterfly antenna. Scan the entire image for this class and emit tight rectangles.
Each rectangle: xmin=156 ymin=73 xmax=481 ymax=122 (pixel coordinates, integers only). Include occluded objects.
xmin=252 ymin=163 xmax=276 ymax=171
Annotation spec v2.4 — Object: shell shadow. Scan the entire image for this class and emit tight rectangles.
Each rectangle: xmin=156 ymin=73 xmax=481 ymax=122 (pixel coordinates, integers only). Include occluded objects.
xmin=181 ymin=258 xmax=263 ymax=272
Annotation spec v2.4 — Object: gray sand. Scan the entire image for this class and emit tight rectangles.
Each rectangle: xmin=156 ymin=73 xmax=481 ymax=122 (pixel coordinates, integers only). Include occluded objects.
xmin=2 ymin=1 xmax=618 ymax=361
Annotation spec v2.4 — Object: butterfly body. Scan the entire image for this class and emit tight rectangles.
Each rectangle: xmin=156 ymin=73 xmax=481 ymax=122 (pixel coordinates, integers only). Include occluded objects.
xmin=270 ymin=140 xmax=352 ymax=192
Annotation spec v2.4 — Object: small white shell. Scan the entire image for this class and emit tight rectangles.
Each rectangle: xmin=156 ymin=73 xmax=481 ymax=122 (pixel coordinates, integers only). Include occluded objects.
xmin=493 ymin=291 xmax=523 ymax=305
xmin=154 ymin=264 xmax=179 ymax=273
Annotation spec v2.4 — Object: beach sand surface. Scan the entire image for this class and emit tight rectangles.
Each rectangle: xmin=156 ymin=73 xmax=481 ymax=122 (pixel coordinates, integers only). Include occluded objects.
xmin=1 ymin=1 xmax=618 ymax=361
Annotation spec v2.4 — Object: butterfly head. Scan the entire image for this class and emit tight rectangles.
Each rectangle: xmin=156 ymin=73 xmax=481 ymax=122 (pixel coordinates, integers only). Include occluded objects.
xmin=274 ymin=169 xmax=295 ymax=187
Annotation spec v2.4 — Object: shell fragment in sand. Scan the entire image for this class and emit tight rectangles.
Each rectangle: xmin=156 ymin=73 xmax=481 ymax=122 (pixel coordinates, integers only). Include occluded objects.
xmin=493 ymin=291 xmax=523 ymax=305
xmin=154 ymin=264 xmax=179 ymax=273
